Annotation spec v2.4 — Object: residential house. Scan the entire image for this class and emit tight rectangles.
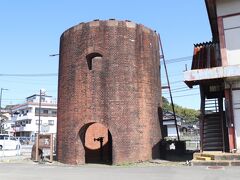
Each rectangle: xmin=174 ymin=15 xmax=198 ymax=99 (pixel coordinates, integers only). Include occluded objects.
xmin=162 ymin=110 xmax=183 ymax=137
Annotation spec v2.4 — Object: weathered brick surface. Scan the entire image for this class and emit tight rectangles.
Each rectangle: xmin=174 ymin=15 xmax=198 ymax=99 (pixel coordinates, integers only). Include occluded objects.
xmin=57 ymin=20 xmax=162 ymax=165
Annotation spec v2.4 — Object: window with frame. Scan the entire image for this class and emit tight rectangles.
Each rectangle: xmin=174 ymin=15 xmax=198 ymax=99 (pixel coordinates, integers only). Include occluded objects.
xmin=43 ymin=109 xmax=48 ymax=114
xmin=48 ymin=120 xmax=54 ymax=125
xmin=36 ymin=120 xmax=42 ymax=125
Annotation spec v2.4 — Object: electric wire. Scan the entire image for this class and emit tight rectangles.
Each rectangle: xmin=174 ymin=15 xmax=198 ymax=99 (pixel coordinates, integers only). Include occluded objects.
xmin=0 ymin=55 xmax=197 ymax=106
xmin=0 ymin=73 xmax=57 ymax=77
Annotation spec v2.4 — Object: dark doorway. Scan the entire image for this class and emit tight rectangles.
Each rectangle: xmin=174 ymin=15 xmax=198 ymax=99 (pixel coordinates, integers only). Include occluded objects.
xmin=80 ymin=123 xmax=112 ymax=164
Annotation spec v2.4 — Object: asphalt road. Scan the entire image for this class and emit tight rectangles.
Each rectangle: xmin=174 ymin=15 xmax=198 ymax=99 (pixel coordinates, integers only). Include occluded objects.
xmin=0 ymin=163 xmax=240 ymax=180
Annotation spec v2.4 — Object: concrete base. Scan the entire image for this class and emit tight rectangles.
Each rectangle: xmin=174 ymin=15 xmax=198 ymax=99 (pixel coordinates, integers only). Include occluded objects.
xmin=192 ymin=160 xmax=240 ymax=166
xmin=0 ymin=149 xmax=21 ymax=157
xmin=192 ymin=152 xmax=240 ymax=166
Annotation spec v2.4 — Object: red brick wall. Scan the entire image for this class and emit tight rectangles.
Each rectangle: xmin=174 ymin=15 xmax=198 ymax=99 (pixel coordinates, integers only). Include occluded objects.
xmin=57 ymin=20 xmax=162 ymax=165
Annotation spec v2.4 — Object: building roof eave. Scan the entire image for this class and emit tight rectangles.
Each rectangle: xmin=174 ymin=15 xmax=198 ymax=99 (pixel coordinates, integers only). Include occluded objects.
xmin=205 ymin=0 xmax=219 ymax=42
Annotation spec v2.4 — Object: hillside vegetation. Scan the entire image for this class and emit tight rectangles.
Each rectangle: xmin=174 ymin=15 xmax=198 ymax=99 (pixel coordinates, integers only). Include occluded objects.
xmin=162 ymin=97 xmax=200 ymax=124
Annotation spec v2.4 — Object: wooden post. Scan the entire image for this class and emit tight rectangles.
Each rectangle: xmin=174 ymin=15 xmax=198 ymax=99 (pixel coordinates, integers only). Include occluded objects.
xmin=218 ymin=96 xmax=225 ymax=152
xmin=225 ymin=87 xmax=236 ymax=151
xmin=35 ymin=134 xmax=39 ymax=161
xmin=50 ymin=134 xmax=53 ymax=163
xmin=199 ymin=86 xmax=205 ymax=152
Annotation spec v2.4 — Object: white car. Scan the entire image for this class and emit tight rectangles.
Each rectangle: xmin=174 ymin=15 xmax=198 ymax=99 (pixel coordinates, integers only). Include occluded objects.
xmin=0 ymin=134 xmax=21 ymax=150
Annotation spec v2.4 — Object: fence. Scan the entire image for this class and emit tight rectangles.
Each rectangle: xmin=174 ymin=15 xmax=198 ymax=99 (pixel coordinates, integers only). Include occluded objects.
xmin=181 ymin=135 xmax=200 ymax=151
xmin=0 ymin=137 xmax=21 ymax=157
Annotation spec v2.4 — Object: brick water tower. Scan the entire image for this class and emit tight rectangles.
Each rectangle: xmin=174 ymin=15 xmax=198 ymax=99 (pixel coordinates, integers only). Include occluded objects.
xmin=57 ymin=20 xmax=162 ymax=165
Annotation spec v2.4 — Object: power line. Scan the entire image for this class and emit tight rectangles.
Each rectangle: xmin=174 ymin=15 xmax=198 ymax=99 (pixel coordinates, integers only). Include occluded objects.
xmin=164 ymin=93 xmax=199 ymax=99
xmin=171 ymin=88 xmax=198 ymax=93
xmin=0 ymin=73 xmax=57 ymax=77
xmin=0 ymin=78 xmax=57 ymax=85
xmin=162 ymin=87 xmax=198 ymax=94
xmin=162 ymin=86 xmax=196 ymax=91
xmin=162 ymin=89 xmax=198 ymax=95
xmin=168 ymin=80 xmax=183 ymax=84
xmin=2 ymin=98 xmax=25 ymax=100
xmin=161 ymin=56 xmax=192 ymax=64
xmin=0 ymin=55 xmax=192 ymax=78
xmin=172 ymin=86 xmax=194 ymax=91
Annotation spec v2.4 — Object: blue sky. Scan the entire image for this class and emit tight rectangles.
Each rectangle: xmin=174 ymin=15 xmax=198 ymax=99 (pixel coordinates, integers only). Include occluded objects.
xmin=0 ymin=0 xmax=212 ymax=109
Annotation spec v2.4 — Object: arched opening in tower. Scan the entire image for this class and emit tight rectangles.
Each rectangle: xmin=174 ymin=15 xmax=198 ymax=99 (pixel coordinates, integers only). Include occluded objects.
xmin=86 ymin=52 xmax=103 ymax=70
xmin=80 ymin=122 xmax=112 ymax=164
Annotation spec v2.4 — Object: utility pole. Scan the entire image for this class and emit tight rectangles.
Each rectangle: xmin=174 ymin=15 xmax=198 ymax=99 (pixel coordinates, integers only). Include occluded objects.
xmin=0 ymin=88 xmax=8 ymax=134
xmin=38 ymin=89 xmax=46 ymax=134
xmin=36 ymin=88 xmax=46 ymax=162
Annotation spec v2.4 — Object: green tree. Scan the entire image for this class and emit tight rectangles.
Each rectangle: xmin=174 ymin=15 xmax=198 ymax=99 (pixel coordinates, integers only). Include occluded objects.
xmin=162 ymin=96 xmax=200 ymax=123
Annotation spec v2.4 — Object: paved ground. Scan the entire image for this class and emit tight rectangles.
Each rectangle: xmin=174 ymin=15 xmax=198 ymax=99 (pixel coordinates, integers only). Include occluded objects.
xmin=0 ymin=162 xmax=240 ymax=180
xmin=1 ymin=146 xmax=240 ymax=180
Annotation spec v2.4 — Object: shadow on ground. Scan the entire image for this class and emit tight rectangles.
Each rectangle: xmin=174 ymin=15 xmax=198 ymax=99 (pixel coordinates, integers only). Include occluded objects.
xmin=161 ymin=150 xmax=197 ymax=162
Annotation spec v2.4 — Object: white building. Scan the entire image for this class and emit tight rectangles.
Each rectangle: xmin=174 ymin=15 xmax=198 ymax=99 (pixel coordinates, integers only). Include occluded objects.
xmin=11 ymin=94 xmax=57 ymax=139
xmin=1 ymin=106 xmax=13 ymax=134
